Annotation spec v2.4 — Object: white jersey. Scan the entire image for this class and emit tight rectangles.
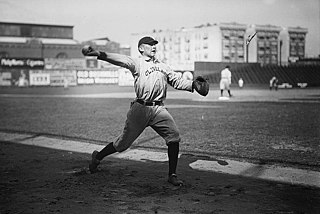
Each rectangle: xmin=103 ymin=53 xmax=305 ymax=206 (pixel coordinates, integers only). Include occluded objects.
xmin=98 ymin=53 xmax=193 ymax=101
xmin=221 ymin=68 xmax=232 ymax=83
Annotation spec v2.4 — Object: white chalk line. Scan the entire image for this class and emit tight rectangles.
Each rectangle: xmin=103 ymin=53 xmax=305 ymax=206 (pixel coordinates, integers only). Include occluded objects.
xmin=0 ymin=132 xmax=319 ymax=188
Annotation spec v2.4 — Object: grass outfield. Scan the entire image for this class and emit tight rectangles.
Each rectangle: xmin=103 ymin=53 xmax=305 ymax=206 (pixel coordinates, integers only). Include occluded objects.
xmin=0 ymin=85 xmax=319 ymax=171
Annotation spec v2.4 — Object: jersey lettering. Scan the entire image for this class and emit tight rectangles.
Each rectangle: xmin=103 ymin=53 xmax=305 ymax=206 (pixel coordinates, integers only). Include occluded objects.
xmin=145 ymin=66 xmax=166 ymax=76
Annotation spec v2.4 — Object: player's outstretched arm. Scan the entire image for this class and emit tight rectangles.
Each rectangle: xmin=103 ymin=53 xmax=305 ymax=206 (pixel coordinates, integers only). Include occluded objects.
xmin=81 ymin=45 xmax=135 ymax=71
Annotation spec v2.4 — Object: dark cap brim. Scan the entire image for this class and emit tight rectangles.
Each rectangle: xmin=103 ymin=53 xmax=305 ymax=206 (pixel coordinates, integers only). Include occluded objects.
xmin=146 ymin=40 xmax=158 ymax=45
xmin=138 ymin=36 xmax=158 ymax=47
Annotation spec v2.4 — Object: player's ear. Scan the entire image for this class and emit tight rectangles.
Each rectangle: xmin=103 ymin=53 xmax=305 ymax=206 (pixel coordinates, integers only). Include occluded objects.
xmin=138 ymin=44 xmax=144 ymax=54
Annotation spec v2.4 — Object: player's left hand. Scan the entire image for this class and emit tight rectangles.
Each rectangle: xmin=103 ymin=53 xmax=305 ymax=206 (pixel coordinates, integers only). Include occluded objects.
xmin=193 ymin=76 xmax=209 ymax=96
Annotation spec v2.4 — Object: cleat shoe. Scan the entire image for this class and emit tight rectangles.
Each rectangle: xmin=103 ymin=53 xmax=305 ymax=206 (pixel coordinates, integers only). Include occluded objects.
xmin=168 ymin=174 xmax=183 ymax=186
xmin=89 ymin=150 xmax=100 ymax=174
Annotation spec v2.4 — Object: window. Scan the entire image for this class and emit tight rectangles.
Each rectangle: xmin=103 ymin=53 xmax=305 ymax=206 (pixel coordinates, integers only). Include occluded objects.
xmin=20 ymin=26 xmax=31 ymax=37
xmin=0 ymin=51 xmax=9 ymax=58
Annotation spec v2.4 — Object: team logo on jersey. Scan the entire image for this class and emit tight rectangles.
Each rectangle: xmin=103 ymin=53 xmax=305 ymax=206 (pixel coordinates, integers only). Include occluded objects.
xmin=145 ymin=66 xmax=166 ymax=76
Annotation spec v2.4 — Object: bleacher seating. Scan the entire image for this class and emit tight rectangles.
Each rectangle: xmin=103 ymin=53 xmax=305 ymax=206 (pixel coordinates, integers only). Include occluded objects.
xmin=203 ymin=64 xmax=320 ymax=87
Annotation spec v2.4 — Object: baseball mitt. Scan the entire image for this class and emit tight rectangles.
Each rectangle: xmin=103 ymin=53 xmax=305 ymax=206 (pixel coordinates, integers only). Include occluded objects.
xmin=193 ymin=76 xmax=209 ymax=96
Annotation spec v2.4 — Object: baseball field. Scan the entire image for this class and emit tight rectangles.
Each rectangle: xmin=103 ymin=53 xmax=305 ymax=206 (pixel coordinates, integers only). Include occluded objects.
xmin=1 ymin=85 xmax=319 ymax=213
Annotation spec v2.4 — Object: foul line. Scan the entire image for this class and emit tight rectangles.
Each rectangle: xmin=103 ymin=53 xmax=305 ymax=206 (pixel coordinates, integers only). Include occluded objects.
xmin=0 ymin=131 xmax=319 ymax=188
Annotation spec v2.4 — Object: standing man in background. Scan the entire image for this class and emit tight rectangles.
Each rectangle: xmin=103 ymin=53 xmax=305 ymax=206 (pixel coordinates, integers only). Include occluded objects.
xmin=238 ymin=77 xmax=244 ymax=88
xmin=220 ymin=65 xmax=232 ymax=97
xmin=269 ymin=76 xmax=278 ymax=90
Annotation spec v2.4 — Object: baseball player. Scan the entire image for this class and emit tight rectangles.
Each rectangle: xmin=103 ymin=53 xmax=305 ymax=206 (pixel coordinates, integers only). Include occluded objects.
xmin=82 ymin=36 xmax=209 ymax=186
xmin=220 ymin=65 xmax=232 ymax=97
xmin=269 ymin=76 xmax=278 ymax=90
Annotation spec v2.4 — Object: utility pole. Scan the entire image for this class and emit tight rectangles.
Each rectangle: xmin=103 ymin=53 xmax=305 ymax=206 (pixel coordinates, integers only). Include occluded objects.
xmin=246 ymin=32 xmax=257 ymax=63
xmin=279 ymin=40 xmax=283 ymax=66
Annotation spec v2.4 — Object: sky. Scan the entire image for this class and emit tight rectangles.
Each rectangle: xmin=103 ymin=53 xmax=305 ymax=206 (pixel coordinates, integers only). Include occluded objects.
xmin=0 ymin=0 xmax=319 ymax=57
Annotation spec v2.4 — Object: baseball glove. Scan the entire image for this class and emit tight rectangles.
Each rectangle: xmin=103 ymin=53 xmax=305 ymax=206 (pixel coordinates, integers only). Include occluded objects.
xmin=193 ymin=76 xmax=209 ymax=96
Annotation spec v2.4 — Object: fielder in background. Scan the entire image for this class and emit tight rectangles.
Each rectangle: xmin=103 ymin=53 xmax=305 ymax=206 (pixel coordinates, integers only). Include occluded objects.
xmin=82 ymin=36 xmax=209 ymax=186
xmin=269 ymin=76 xmax=278 ymax=91
xmin=220 ymin=65 xmax=232 ymax=97
xmin=238 ymin=78 xmax=244 ymax=88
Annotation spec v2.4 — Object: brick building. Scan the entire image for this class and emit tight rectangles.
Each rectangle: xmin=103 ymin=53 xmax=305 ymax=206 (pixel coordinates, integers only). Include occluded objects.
xmin=0 ymin=22 xmax=129 ymax=87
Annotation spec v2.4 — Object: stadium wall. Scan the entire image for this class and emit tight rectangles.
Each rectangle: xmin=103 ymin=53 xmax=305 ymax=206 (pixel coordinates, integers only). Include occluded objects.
xmin=196 ymin=61 xmax=320 ymax=87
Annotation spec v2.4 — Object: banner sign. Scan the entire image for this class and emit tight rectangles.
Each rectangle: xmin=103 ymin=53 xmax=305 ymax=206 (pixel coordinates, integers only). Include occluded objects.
xmin=45 ymin=58 xmax=86 ymax=70
xmin=29 ymin=70 xmax=50 ymax=86
xmin=77 ymin=70 xmax=118 ymax=85
xmin=0 ymin=69 xmax=30 ymax=86
xmin=0 ymin=58 xmax=44 ymax=69
xmin=49 ymin=70 xmax=77 ymax=86
xmin=0 ymin=72 xmax=12 ymax=86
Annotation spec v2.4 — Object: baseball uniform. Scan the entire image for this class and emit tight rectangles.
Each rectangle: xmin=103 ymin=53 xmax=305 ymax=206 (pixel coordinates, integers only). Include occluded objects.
xmin=97 ymin=53 xmax=193 ymax=152
xmin=220 ymin=67 xmax=232 ymax=90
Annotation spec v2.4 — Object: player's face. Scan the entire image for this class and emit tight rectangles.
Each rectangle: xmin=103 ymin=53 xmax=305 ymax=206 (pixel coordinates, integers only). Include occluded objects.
xmin=141 ymin=44 xmax=157 ymax=57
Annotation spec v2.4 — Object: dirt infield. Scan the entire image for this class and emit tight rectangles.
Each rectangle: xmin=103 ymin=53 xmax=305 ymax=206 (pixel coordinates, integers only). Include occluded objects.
xmin=1 ymin=86 xmax=320 ymax=213
xmin=1 ymin=141 xmax=320 ymax=214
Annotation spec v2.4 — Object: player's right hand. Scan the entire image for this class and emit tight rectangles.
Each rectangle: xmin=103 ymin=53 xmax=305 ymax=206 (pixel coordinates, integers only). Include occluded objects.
xmin=82 ymin=45 xmax=100 ymax=56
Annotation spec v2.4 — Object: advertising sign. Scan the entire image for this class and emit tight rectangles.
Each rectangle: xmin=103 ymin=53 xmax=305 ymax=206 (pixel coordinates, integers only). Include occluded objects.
xmin=0 ymin=72 xmax=12 ymax=86
xmin=0 ymin=58 xmax=44 ymax=69
xmin=45 ymin=58 xmax=86 ymax=70
xmin=49 ymin=70 xmax=77 ymax=86
xmin=29 ymin=70 xmax=50 ymax=86
xmin=77 ymin=70 xmax=118 ymax=85
xmin=0 ymin=69 xmax=30 ymax=86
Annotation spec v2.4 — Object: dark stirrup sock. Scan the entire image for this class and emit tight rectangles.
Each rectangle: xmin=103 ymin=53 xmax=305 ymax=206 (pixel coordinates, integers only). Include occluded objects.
xmin=168 ymin=142 xmax=180 ymax=176
xmin=96 ymin=142 xmax=117 ymax=160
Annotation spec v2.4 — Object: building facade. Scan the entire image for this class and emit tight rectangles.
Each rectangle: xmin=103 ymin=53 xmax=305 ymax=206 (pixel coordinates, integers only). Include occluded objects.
xmin=131 ymin=22 xmax=308 ymax=70
xmin=0 ymin=22 xmax=129 ymax=59
xmin=0 ymin=22 xmax=130 ymax=87
xmin=0 ymin=22 xmax=83 ymax=59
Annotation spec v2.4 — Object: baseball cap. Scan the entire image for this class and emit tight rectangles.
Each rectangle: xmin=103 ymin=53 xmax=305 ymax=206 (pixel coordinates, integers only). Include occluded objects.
xmin=138 ymin=36 xmax=158 ymax=48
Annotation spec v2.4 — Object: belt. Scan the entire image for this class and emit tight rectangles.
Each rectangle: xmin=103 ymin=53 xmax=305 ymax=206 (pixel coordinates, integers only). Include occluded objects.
xmin=136 ymin=99 xmax=163 ymax=106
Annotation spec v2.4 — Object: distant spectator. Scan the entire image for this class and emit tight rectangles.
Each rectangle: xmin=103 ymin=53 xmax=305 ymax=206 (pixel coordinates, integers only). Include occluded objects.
xmin=17 ymin=71 xmax=29 ymax=87
xmin=63 ymin=77 xmax=69 ymax=89
xmin=238 ymin=78 xmax=244 ymax=88
xmin=220 ymin=65 xmax=232 ymax=97
xmin=269 ymin=76 xmax=278 ymax=91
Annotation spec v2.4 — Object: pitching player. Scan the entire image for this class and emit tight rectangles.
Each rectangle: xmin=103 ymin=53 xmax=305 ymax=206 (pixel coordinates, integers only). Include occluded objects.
xmin=220 ymin=65 xmax=232 ymax=97
xmin=82 ymin=36 xmax=209 ymax=186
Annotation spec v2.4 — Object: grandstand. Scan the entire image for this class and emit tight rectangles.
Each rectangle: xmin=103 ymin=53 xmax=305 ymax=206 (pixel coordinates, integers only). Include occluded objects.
xmin=195 ymin=62 xmax=320 ymax=87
